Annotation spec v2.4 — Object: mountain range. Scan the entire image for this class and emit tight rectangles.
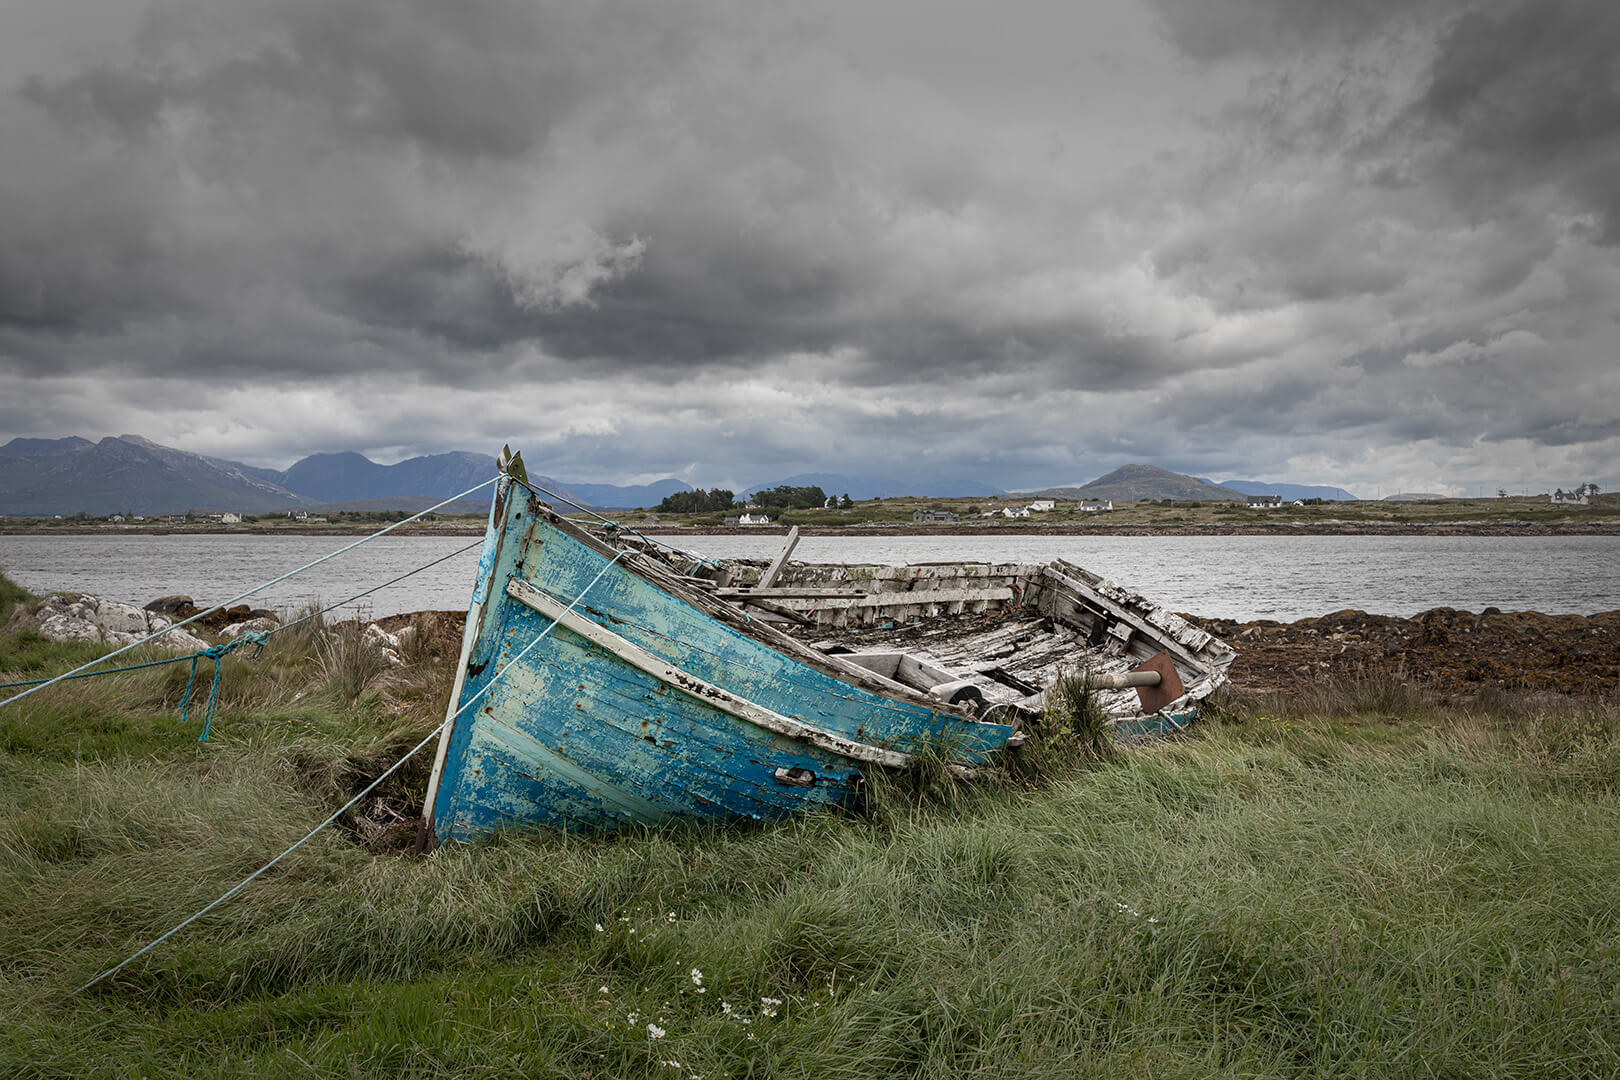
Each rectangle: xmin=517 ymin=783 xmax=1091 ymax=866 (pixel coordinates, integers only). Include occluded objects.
xmin=0 ymin=436 xmax=690 ymax=516
xmin=0 ymin=436 xmax=1360 ymax=515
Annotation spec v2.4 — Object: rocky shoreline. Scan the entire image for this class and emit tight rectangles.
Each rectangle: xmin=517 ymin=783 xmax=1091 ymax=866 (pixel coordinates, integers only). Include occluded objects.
xmin=369 ymin=605 xmax=1620 ymax=700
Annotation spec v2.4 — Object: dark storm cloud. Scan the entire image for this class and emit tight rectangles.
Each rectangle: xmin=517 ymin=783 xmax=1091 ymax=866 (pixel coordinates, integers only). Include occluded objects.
xmin=1150 ymin=0 xmax=1441 ymax=61
xmin=1 ymin=0 xmax=1615 ymax=496
xmin=7 ymin=0 xmax=1127 ymax=388
xmin=1399 ymin=0 xmax=1620 ymax=241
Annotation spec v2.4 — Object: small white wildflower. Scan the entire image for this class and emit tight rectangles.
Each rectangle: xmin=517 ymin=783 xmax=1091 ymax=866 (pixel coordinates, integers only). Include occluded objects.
xmin=1147 ymin=916 xmax=1159 ymax=924
xmin=696 ymin=987 xmax=706 ymax=994
xmin=599 ymin=986 xmax=609 ymax=994
xmin=720 ymin=1002 xmax=732 ymax=1014
xmin=595 ymin=923 xmax=605 ymax=932
xmin=628 ymin=1012 xmax=639 ymax=1024
xmin=746 ymin=1032 xmax=756 ymax=1041
xmin=647 ymin=1022 xmax=666 ymax=1039
xmin=629 ymin=928 xmax=637 ymax=935
xmin=667 ymin=911 xmax=677 ymax=922
xmin=661 ymin=1061 xmax=681 ymax=1069
xmin=690 ymin=968 xmax=703 ymax=985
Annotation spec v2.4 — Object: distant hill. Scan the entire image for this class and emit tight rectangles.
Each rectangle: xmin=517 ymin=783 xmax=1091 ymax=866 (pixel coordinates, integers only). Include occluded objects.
xmin=0 ymin=435 xmax=310 ymax=516
xmin=0 ymin=436 xmax=92 ymax=458
xmin=1024 ymin=464 xmax=1243 ymax=502
xmin=0 ymin=435 xmax=695 ymax=515
xmin=1221 ymin=479 xmax=1359 ymax=502
xmin=743 ymin=473 xmax=1004 ymax=501
xmin=542 ymin=478 xmax=691 ymax=510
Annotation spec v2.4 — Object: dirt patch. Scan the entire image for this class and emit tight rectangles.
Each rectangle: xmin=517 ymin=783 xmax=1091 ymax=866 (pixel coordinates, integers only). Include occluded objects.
xmin=1200 ymin=608 xmax=1620 ymax=697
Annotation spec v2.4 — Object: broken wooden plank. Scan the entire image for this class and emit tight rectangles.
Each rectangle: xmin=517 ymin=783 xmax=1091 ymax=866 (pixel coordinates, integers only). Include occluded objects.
xmin=1041 ymin=566 xmax=1210 ymax=674
xmin=717 ymin=587 xmax=872 ymax=600
xmin=758 ymin=525 xmax=801 ymax=589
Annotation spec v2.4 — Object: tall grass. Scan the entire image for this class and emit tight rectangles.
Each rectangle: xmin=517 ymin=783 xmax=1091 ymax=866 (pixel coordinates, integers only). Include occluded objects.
xmin=0 ymin=568 xmax=32 ymax=625
xmin=1 ymin=622 xmax=1618 ymax=1078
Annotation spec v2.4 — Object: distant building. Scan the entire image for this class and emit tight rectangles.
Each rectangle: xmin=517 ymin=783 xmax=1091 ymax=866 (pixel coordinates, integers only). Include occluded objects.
xmin=109 ymin=514 xmax=125 ymax=523
xmin=1079 ymin=500 xmax=1113 ymax=512
xmin=220 ymin=512 xmax=242 ymax=524
xmin=1246 ymin=495 xmax=1284 ymax=508
xmin=288 ymin=510 xmax=309 ymax=520
xmin=1000 ymin=506 xmax=1030 ymax=519
xmin=1551 ymin=490 xmax=1589 ymax=505
xmin=913 ymin=509 xmax=960 ymax=523
xmin=1027 ymin=499 xmax=1056 ymax=512
xmin=737 ymin=512 xmax=772 ymax=525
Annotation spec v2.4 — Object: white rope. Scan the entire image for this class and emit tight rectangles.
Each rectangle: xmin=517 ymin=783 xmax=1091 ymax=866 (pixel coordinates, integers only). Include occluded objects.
xmin=78 ymin=548 xmax=628 ymax=994
xmin=2 ymin=476 xmax=500 ymax=711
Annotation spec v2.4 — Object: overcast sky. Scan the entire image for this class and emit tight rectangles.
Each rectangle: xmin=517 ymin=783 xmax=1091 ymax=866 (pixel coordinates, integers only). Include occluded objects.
xmin=1 ymin=0 xmax=1615 ymax=496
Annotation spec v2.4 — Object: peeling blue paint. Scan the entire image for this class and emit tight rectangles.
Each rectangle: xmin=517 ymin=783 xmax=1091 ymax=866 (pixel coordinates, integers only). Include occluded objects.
xmin=432 ymin=486 xmax=1015 ymax=838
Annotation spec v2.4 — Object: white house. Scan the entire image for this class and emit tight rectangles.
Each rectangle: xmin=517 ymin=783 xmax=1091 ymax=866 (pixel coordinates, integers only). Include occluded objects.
xmin=1551 ymin=490 xmax=1589 ymax=505
xmin=1246 ymin=494 xmax=1284 ymax=508
xmin=1001 ymin=506 xmax=1030 ymax=519
xmin=738 ymin=511 xmax=772 ymax=525
xmin=220 ymin=512 xmax=242 ymax=524
xmin=1027 ymin=499 xmax=1056 ymax=512
xmin=1079 ymin=500 xmax=1113 ymax=512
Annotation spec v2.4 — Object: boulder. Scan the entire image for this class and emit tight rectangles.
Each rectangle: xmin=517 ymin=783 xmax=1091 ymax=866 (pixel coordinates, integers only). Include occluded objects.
xmin=363 ymin=623 xmax=406 ymax=665
xmin=33 ymin=594 xmax=211 ymax=653
xmin=220 ymin=616 xmax=280 ymax=640
xmin=145 ymin=595 xmax=199 ymax=619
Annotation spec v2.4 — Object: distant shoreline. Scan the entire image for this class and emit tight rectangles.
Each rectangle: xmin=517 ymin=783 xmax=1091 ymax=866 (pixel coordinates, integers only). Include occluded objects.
xmin=3 ymin=521 xmax=1617 ymax=538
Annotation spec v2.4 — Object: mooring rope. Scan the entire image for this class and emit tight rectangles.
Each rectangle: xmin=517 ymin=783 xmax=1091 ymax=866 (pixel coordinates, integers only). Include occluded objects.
xmin=0 ymin=478 xmax=498 ymax=712
xmin=77 ymin=548 xmax=628 ymax=994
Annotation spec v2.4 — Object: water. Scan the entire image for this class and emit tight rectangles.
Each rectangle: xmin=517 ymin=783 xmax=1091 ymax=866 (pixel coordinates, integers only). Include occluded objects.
xmin=1 ymin=533 xmax=1615 ymax=623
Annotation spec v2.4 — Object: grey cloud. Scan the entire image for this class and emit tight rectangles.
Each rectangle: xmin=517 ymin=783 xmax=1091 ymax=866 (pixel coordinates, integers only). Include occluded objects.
xmin=1150 ymin=0 xmax=1441 ymax=61
xmin=1 ymin=0 xmax=1615 ymax=497
xmin=1400 ymin=1 xmax=1620 ymax=240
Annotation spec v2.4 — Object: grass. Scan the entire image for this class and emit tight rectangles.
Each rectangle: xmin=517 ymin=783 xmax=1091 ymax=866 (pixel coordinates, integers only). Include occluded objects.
xmin=1 ymin=603 xmax=1618 ymax=1077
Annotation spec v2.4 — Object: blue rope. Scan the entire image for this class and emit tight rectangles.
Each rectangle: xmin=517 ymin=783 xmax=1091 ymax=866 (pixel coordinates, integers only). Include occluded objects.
xmin=0 ymin=476 xmax=500 ymax=713
xmin=78 ymin=548 xmax=630 ymax=994
xmin=0 ymin=654 xmax=194 ymax=690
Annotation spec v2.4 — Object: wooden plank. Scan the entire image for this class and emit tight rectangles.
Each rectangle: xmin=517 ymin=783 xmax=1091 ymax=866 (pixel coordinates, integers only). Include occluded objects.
xmin=506 ymin=577 xmax=912 ymax=768
xmin=716 ymin=587 xmax=871 ymax=599
xmin=804 ymin=586 xmax=1014 ymax=607
xmin=758 ymin=525 xmax=800 ymax=588
xmin=1041 ymin=567 xmax=1209 ymax=674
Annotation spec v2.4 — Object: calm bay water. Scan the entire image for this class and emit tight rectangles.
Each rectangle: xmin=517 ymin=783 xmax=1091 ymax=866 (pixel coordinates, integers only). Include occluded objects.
xmin=1 ymin=533 xmax=1616 ymax=623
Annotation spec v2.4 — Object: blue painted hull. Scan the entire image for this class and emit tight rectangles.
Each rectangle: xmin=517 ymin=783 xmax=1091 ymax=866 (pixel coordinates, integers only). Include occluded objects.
xmin=428 ymin=481 xmax=1016 ymax=838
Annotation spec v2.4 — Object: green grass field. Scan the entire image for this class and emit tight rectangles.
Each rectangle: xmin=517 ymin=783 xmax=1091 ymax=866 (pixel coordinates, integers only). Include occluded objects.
xmin=2 ymin=572 xmax=1617 ymax=1078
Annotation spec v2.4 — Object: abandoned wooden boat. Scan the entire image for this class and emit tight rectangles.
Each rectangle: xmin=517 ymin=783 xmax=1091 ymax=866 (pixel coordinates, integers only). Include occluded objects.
xmin=423 ymin=462 xmax=1235 ymax=840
